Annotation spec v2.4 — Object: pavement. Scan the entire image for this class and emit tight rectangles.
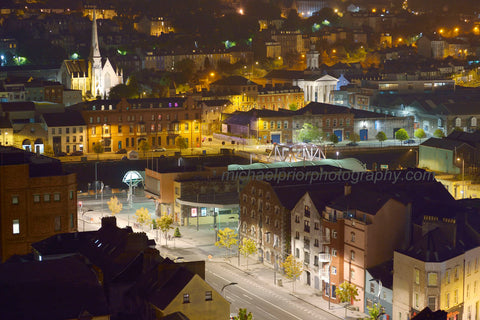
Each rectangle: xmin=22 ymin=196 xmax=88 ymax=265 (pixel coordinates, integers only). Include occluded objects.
xmin=80 ymin=208 xmax=368 ymax=320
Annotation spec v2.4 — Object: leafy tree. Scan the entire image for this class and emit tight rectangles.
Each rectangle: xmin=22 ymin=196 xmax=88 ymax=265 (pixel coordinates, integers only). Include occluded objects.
xmin=239 ymin=238 xmax=257 ymax=269
xmin=43 ymin=144 xmax=55 ymax=157
xmin=215 ymin=228 xmax=238 ymax=258
xmin=158 ymin=214 xmax=174 ymax=246
xmin=174 ymin=227 xmax=182 ymax=237
xmin=176 ymin=136 xmax=188 ymax=151
xmin=135 ymin=207 xmax=151 ymax=226
xmin=367 ymin=303 xmax=383 ymax=320
xmin=376 ymin=131 xmax=387 ymax=146
xmin=281 ymin=254 xmax=303 ymax=292
xmin=454 ymin=126 xmax=464 ymax=132
xmin=434 ymin=128 xmax=445 ymax=138
xmin=414 ymin=128 xmax=426 ymax=141
xmin=297 ymin=123 xmax=321 ymax=143
xmin=109 ymin=84 xmax=135 ymax=99
xmin=330 ymin=133 xmax=339 ymax=144
xmin=138 ymin=140 xmax=151 ymax=156
xmin=349 ymin=132 xmax=360 ymax=143
xmin=288 ymin=103 xmax=298 ymax=111
xmin=107 ymin=196 xmax=123 ymax=215
xmin=395 ymin=128 xmax=409 ymax=142
xmin=93 ymin=143 xmax=104 ymax=160
xmin=336 ymin=281 xmax=360 ymax=303
xmin=234 ymin=308 xmax=253 ymax=320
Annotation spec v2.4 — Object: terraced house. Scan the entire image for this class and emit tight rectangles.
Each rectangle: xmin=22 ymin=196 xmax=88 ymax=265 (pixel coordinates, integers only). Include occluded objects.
xmin=75 ymin=97 xmax=202 ymax=153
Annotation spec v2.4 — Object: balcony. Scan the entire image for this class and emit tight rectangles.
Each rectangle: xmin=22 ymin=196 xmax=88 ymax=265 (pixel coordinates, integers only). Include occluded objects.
xmin=319 ymin=235 xmax=330 ymax=244
xmin=304 ymin=225 xmax=310 ymax=233
xmin=319 ymin=253 xmax=331 ymax=262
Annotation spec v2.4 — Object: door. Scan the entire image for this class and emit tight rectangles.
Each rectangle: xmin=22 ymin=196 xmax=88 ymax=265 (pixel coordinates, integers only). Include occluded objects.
xmin=306 ymin=271 xmax=311 ymax=286
xmin=271 ymin=133 xmax=281 ymax=144
xmin=333 ymin=130 xmax=343 ymax=142
xmin=360 ymin=129 xmax=368 ymax=140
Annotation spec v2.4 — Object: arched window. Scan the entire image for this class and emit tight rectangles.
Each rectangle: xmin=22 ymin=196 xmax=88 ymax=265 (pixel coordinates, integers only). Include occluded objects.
xmin=456 ymin=118 xmax=462 ymax=127
xmin=472 ymin=117 xmax=477 ymax=127
xmin=251 ymin=226 xmax=256 ymax=236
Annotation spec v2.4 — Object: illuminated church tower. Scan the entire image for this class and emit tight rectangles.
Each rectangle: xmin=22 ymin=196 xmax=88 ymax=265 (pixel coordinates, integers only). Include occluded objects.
xmin=89 ymin=10 xmax=103 ymax=97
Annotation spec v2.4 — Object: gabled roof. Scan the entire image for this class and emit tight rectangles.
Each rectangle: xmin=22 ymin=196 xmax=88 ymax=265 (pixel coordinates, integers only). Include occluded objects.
xmin=420 ymin=137 xmax=472 ymax=151
xmin=294 ymin=102 xmax=352 ymax=115
xmin=42 ymin=109 xmax=86 ymax=127
xmin=447 ymin=130 xmax=480 ymax=144
xmin=327 ymin=187 xmax=394 ymax=214
xmin=224 ymin=108 xmax=294 ymax=125
xmin=0 ymin=255 xmax=109 ymax=319
xmin=148 ymin=267 xmax=196 ymax=310
xmin=63 ymin=59 xmax=88 ymax=75
xmin=200 ymin=99 xmax=232 ymax=107
xmin=0 ymin=101 xmax=35 ymax=112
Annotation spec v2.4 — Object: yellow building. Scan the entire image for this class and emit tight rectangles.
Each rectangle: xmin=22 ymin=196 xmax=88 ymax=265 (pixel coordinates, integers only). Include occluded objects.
xmin=150 ymin=268 xmax=230 ymax=319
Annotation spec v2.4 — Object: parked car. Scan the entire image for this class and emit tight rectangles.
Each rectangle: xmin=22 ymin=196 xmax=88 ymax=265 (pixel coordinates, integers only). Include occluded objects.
xmin=55 ymin=152 xmax=67 ymax=157
xmin=115 ymin=148 xmax=127 ymax=154
xmin=70 ymin=151 xmax=83 ymax=156
xmin=403 ymin=139 xmax=416 ymax=144
xmin=152 ymin=147 xmax=166 ymax=152
xmin=346 ymin=142 xmax=358 ymax=146
xmin=127 ymin=150 xmax=139 ymax=160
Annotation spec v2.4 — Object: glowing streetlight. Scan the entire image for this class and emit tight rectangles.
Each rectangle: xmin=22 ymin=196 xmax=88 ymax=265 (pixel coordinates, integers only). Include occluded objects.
xmin=238 ymin=8 xmax=244 ymax=15
xmin=457 ymin=158 xmax=465 ymax=199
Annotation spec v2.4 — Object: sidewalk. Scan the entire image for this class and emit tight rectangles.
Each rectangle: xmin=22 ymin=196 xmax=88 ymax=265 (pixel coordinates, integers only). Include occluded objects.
xmin=81 ymin=210 xmax=367 ymax=320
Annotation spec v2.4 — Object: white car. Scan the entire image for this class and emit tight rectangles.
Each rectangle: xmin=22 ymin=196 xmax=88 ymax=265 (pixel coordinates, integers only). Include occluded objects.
xmin=153 ymin=147 xmax=166 ymax=152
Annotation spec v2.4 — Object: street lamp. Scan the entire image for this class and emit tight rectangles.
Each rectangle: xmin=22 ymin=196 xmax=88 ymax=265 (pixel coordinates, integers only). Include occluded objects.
xmin=336 ymin=151 xmax=339 ymax=160
xmin=221 ymin=282 xmax=238 ymax=298
xmin=81 ymin=208 xmax=93 ymax=231
xmin=409 ymin=148 xmax=418 ymax=167
xmin=457 ymin=157 xmax=465 ymax=199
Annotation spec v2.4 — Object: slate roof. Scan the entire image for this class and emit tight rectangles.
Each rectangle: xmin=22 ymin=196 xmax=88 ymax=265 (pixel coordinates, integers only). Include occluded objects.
xmin=147 ymin=267 xmax=196 ymax=310
xmin=367 ymin=259 xmax=394 ymax=289
xmin=0 ymin=255 xmax=109 ymax=320
xmin=0 ymin=101 xmax=35 ymax=112
xmin=163 ymin=312 xmax=191 ymax=320
xmin=224 ymin=108 xmax=294 ymax=125
xmin=64 ymin=59 xmax=88 ymax=75
xmin=420 ymin=137 xmax=471 ymax=150
xmin=400 ymin=227 xmax=466 ymax=262
xmin=42 ymin=109 xmax=86 ymax=127
xmin=0 ymin=116 xmax=12 ymax=128
xmin=327 ymin=187 xmax=394 ymax=214
xmin=200 ymin=99 xmax=232 ymax=107
xmin=0 ymin=146 xmax=67 ymax=177
xmin=294 ymin=102 xmax=352 ymax=115
xmin=264 ymin=69 xmax=306 ymax=80
xmin=211 ymin=75 xmax=259 ymax=86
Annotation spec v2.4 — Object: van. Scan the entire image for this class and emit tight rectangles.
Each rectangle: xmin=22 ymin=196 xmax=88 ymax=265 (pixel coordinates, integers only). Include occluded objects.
xmin=127 ymin=150 xmax=139 ymax=160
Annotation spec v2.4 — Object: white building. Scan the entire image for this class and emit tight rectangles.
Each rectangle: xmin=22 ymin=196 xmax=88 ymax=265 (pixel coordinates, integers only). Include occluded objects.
xmin=41 ymin=109 xmax=87 ymax=154
xmin=294 ymin=74 xmax=338 ymax=104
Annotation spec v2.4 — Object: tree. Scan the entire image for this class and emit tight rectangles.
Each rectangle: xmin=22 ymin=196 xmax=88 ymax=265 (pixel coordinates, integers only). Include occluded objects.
xmin=454 ymin=126 xmax=464 ymax=132
xmin=395 ymin=128 xmax=409 ymax=142
xmin=215 ymin=227 xmax=238 ymax=258
xmin=234 ymin=308 xmax=253 ymax=320
xmin=297 ymin=123 xmax=321 ymax=143
xmin=349 ymin=132 xmax=360 ymax=143
xmin=336 ymin=281 xmax=359 ymax=304
xmin=414 ymin=128 xmax=426 ymax=141
xmin=330 ymin=133 xmax=339 ymax=144
xmin=367 ymin=303 xmax=383 ymax=320
xmin=93 ymin=143 xmax=104 ymax=160
xmin=135 ymin=207 xmax=151 ymax=227
xmin=176 ymin=136 xmax=188 ymax=152
xmin=281 ymin=254 xmax=303 ymax=292
xmin=107 ymin=196 xmax=123 ymax=215
xmin=138 ymin=140 xmax=151 ymax=156
xmin=376 ymin=131 xmax=387 ymax=146
xmin=174 ymin=227 xmax=181 ymax=237
xmin=239 ymin=238 xmax=257 ymax=269
xmin=158 ymin=214 xmax=174 ymax=246
xmin=433 ymin=128 xmax=445 ymax=138
xmin=289 ymin=103 xmax=298 ymax=111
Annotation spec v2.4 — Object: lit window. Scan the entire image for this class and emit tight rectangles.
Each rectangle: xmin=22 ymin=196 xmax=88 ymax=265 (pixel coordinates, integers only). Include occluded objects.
xmin=54 ymin=216 xmax=61 ymax=231
xmin=351 ymin=232 xmax=355 ymax=242
xmin=183 ymin=293 xmax=190 ymax=303
xmin=12 ymin=219 xmax=19 ymax=234
xmin=427 ymin=272 xmax=437 ymax=286
xmin=33 ymin=194 xmax=40 ymax=203
xmin=205 ymin=291 xmax=212 ymax=301
xmin=44 ymin=194 xmax=50 ymax=202
xmin=414 ymin=268 xmax=420 ymax=284
xmin=54 ymin=193 xmax=60 ymax=202
xmin=12 ymin=195 xmax=19 ymax=204
xmin=69 ymin=191 xmax=74 ymax=200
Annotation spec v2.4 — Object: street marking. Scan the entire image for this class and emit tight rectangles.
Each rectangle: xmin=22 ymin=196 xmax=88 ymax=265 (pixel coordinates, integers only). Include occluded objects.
xmin=208 ymin=270 xmax=304 ymax=320
xmin=242 ymin=294 xmax=253 ymax=300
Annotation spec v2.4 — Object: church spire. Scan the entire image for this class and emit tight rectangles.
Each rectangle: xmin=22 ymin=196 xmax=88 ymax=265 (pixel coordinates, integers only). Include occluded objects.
xmin=90 ymin=9 xmax=101 ymax=60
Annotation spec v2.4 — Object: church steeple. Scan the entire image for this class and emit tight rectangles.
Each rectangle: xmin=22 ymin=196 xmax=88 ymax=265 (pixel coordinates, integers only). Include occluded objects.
xmin=90 ymin=9 xmax=101 ymax=61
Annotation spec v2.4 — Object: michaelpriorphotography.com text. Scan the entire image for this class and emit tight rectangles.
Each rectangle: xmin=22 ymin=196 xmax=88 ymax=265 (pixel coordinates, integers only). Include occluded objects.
xmin=222 ymin=169 xmax=436 ymax=185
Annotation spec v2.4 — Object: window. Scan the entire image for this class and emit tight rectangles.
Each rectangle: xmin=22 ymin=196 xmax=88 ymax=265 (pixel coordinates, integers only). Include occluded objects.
xmin=428 ymin=272 xmax=437 ymax=286
xmin=205 ymin=291 xmax=212 ymax=301
xmin=54 ymin=193 xmax=60 ymax=202
xmin=54 ymin=216 xmax=61 ymax=231
xmin=295 ymin=215 xmax=300 ymax=223
xmin=266 ymin=232 xmax=271 ymax=243
xmin=314 ymin=239 xmax=319 ymax=247
xmin=415 ymin=293 xmax=419 ymax=308
xmin=277 ymin=121 xmax=281 ymax=129
xmin=91 ymin=127 xmax=96 ymax=135
xmin=428 ymin=297 xmax=436 ymax=312
xmin=44 ymin=194 xmax=50 ymax=202
xmin=456 ymin=118 xmax=462 ymax=127
xmin=351 ymin=250 xmax=355 ymax=261
xmin=12 ymin=195 xmax=19 ymax=204
xmin=314 ymin=255 xmax=319 ymax=266
xmin=304 ymin=252 xmax=310 ymax=264
xmin=183 ymin=293 xmax=190 ymax=303
xmin=472 ymin=117 xmax=477 ymax=127
xmin=455 ymin=266 xmax=459 ymax=280
xmin=332 ymin=230 xmax=337 ymax=239
xmin=446 ymin=293 xmax=450 ymax=308
xmin=414 ymin=268 xmax=420 ymax=284
xmin=12 ymin=219 xmax=20 ymax=234
xmin=270 ymin=121 xmax=274 ymax=129
xmin=59 ymin=128 xmax=62 ymax=134
xmin=454 ymin=289 xmax=458 ymax=304
xmin=52 ymin=128 xmax=55 ymax=134
xmin=370 ymin=282 xmax=375 ymax=293
xmin=331 ymin=249 xmax=337 ymax=257
xmin=304 ymin=205 xmax=310 ymax=217
xmin=351 ymin=232 xmax=355 ymax=242
xmin=69 ymin=190 xmax=74 ymax=200
xmin=295 ymin=248 xmax=300 ymax=258
xmin=263 ymin=122 xmax=267 ymax=130
xmin=332 ymin=266 xmax=337 ymax=275
xmin=295 ymin=231 xmax=300 ymax=239
xmin=314 ymin=222 xmax=319 ymax=230
xmin=34 ymin=194 xmax=40 ymax=203
xmin=284 ymin=121 xmax=288 ymax=129
xmin=66 ymin=128 xmax=70 ymax=134
xmin=350 ymin=269 xmax=355 ymax=279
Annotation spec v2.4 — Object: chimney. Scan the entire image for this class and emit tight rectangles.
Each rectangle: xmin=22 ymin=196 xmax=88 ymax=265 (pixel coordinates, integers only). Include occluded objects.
xmin=344 ymin=183 xmax=351 ymax=196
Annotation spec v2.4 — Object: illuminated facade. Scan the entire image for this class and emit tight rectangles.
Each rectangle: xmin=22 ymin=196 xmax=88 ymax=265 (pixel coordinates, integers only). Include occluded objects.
xmin=79 ymin=97 xmax=202 ymax=153
xmin=0 ymin=146 xmax=77 ymax=261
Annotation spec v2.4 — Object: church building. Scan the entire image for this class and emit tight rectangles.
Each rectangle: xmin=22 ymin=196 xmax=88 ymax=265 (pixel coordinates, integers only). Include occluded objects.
xmin=57 ymin=11 xmax=123 ymax=100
